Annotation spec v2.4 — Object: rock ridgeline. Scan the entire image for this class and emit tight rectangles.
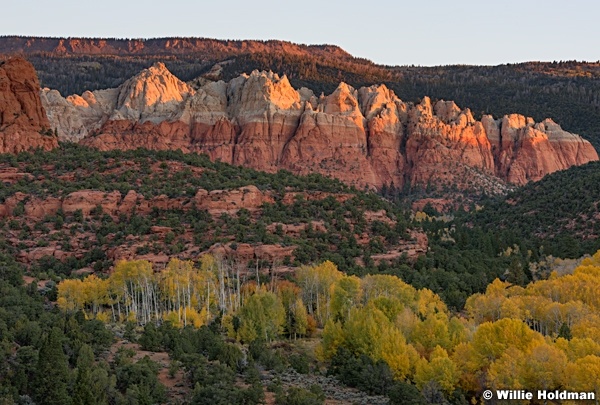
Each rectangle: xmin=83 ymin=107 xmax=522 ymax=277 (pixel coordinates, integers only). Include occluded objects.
xmin=0 ymin=57 xmax=58 ymax=153
xmin=0 ymin=36 xmax=351 ymax=59
xmin=37 ymin=62 xmax=599 ymax=189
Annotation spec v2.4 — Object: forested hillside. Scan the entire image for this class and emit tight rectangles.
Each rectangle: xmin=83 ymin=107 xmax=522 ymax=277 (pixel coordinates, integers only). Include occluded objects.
xmin=467 ymin=160 xmax=600 ymax=258
xmin=0 ymin=144 xmax=521 ymax=310
xmin=0 ymin=144 xmax=596 ymax=403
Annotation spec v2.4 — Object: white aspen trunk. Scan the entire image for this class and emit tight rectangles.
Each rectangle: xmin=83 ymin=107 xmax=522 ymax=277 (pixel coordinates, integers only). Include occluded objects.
xmin=220 ymin=264 xmax=226 ymax=312
xmin=137 ymin=282 xmax=143 ymax=324
xmin=145 ymin=277 xmax=151 ymax=324
xmin=316 ymin=293 xmax=320 ymax=324
xmin=207 ymin=279 xmax=211 ymax=321
xmin=255 ymin=260 xmax=260 ymax=291
xmin=152 ymin=283 xmax=160 ymax=323
xmin=183 ymin=279 xmax=188 ymax=327
xmin=221 ymin=260 xmax=227 ymax=313
xmin=124 ymin=285 xmax=130 ymax=320
xmin=146 ymin=281 xmax=151 ymax=323
xmin=134 ymin=283 xmax=140 ymax=324
xmin=140 ymin=280 xmax=146 ymax=324
xmin=236 ymin=264 xmax=241 ymax=311
xmin=187 ymin=279 xmax=191 ymax=309
xmin=148 ymin=281 xmax=152 ymax=323
xmin=128 ymin=284 xmax=135 ymax=322
xmin=177 ymin=282 xmax=182 ymax=324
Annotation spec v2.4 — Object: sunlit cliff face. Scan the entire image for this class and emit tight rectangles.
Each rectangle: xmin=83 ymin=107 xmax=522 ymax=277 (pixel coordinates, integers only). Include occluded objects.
xmin=39 ymin=64 xmax=599 ymax=191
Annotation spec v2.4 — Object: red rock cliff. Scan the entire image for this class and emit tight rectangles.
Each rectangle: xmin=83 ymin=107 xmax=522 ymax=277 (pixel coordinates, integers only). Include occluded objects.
xmin=41 ymin=64 xmax=598 ymax=190
xmin=0 ymin=57 xmax=58 ymax=153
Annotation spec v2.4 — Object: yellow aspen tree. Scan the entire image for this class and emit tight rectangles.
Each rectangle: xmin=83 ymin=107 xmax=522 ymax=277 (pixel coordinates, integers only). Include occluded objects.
xmin=415 ymin=346 xmax=459 ymax=393
xmin=160 ymin=259 xmax=196 ymax=327
xmin=378 ymin=324 xmax=412 ymax=379
xmin=277 ymin=280 xmax=301 ymax=337
xmin=57 ymin=278 xmax=86 ymax=312
xmin=572 ymin=315 xmax=600 ymax=343
xmin=296 ymin=261 xmax=343 ymax=326
xmin=237 ymin=290 xmax=285 ymax=343
xmin=561 ymin=337 xmax=600 ymax=361
xmin=199 ymin=254 xmax=218 ymax=319
xmin=337 ymin=305 xmax=381 ymax=355
xmin=447 ymin=316 xmax=468 ymax=349
xmin=521 ymin=342 xmax=567 ymax=391
xmin=564 ymin=355 xmax=600 ymax=399
xmin=292 ymin=297 xmax=309 ymax=338
xmin=329 ymin=275 xmax=362 ymax=323
xmin=499 ymin=296 xmax=524 ymax=321
xmin=410 ymin=313 xmax=453 ymax=355
xmin=327 ymin=303 xmax=412 ymax=379
xmin=82 ymin=274 xmax=109 ymax=317
xmin=451 ymin=342 xmax=484 ymax=393
xmin=416 ymin=288 xmax=448 ymax=319
xmin=395 ymin=306 xmax=419 ymax=339
xmin=487 ymin=347 xmax=527 ymax=390
xmin=465 ymin=285 xmax=508 ymax=324
xmin=318 ymin=319 xmax=345 ymax=360
xmin=371 ymin=296 xmax=404 ymax=323
xmin=470 ymin=318 xmax=544 ymax=369
xmin=108 ymin=260 xmax=154 ymax=324
xmin=361 ymin=274 xmax=417 ymax=307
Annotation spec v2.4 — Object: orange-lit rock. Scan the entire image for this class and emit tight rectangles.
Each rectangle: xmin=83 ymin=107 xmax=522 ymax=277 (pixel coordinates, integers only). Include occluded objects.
xmin=42 ymin=65 xmax=599 ymax=190
xmin=62 ymin=190 xmax=121 ymax=215
xmin=0 ymin=57 xmax=58 ymax=153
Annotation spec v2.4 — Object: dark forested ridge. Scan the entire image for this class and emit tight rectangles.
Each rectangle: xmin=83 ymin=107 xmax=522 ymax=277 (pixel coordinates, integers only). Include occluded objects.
xmin=0 ymin=35 xmax=388 ymax=98
xmin=0 ymin=36 xmax=355 ymax=59
xmin=388 ymin=63 xmax=600 ymax=149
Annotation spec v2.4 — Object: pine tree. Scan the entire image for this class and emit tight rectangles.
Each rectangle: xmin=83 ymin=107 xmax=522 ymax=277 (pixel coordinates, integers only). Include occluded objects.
xmin=73 ymin=345 xmax=96 ymax=405
xmin=558 ymin=322 xmax=573 ymax=340
xmin=34 ymin=327 xmax=72 ymax=405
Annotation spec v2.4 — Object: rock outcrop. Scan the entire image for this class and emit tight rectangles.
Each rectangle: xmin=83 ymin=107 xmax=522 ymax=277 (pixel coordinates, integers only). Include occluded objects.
xmin=0 ymin=57 xmax=58 ymax=153
xmin=0 ymin=186 xmax=275 ymax=221
xmin=41 ymin=64 xmax=599 ymax=189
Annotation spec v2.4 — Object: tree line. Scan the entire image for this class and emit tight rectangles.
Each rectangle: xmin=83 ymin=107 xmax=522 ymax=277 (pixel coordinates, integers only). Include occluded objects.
xmin=57 ymin=253 xmax=600 ymax=402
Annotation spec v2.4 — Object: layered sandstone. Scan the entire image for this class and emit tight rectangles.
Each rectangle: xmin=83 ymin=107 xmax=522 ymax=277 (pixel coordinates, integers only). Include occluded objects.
xmin=0 ymin=57 xmax=58 ymax=153
xmin=41 ymin=64 xmax=598 ymax=189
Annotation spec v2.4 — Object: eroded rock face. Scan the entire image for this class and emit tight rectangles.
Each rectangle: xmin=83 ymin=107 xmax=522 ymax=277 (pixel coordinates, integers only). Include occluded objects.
xmin=113 ymin=62 xmax=193 ymax=122
xmin=0 ymin=186 xmax=275 ymax=221
xmin=41 ymin=64 xmax=599 ymax=189
xmin=193 ymin=185 xmax=274 ymax=216
xmin=0 ymin=57 xmax=58 ymax=153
